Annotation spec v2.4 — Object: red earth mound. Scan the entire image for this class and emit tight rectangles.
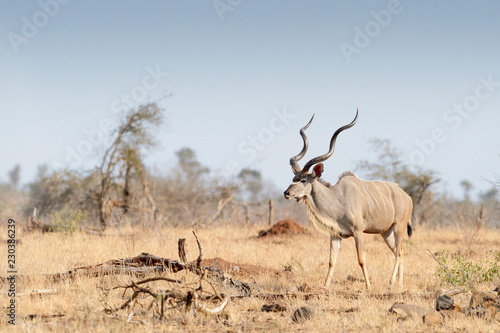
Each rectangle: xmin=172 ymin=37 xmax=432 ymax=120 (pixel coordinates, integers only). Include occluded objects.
xmin=258 ymin=219 xmax=306 ymax=238
xmin=196 ymin=258 xmax=288 ymax=277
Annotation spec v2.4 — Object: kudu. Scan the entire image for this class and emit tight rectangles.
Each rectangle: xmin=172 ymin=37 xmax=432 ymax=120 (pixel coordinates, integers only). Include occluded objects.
xmin=283 ymin=110 xmax=413 ymax=289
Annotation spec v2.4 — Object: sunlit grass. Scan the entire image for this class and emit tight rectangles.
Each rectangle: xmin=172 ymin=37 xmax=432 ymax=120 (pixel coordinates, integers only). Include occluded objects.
xmin=0 ymin=223 xmax=499 ymax=332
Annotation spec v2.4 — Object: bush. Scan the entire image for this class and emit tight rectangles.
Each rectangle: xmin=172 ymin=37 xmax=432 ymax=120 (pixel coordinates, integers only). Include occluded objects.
xmin=49 ymin=208 xmax=88 ymax=234
xmin=435 ymin=250 xmax=500 ymax=289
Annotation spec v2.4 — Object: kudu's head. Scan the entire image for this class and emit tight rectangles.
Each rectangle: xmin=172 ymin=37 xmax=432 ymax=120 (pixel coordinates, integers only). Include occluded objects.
xmin=283 ymin=109 xmax=358 ymax=203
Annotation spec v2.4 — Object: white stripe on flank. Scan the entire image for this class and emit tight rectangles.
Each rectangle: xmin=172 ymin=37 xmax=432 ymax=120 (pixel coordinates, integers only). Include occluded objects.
xmin=360 ymin=181 xmax=373 ymax=211
xmin=383 ymin=182 xmax=395 ymax=219
xmin=397 ymin=187 xmax=404 ymax=215
xmin=373 ymin=182 xmax=387 ymax=217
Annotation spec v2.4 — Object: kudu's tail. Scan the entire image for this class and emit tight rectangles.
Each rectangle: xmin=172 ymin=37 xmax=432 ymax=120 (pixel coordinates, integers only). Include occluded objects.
xmin=408 ymin=199 xmax=414 ymax=238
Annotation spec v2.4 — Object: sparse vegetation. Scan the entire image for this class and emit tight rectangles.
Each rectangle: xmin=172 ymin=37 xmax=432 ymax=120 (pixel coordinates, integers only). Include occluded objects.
xmin=435 ymin=250 xmax=500 ymax=290
xmin=49 ymin=207 xmax=88 ymax=234
xmin=1 ymin=225 xmax=500 ymax=331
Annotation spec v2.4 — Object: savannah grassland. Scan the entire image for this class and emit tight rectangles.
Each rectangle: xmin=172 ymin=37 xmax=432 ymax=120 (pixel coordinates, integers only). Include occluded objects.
xmin=1 ymin=222 xmax=499 ymax=333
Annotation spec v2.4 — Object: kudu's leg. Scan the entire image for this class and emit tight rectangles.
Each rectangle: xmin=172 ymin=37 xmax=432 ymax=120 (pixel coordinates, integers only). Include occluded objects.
xmin=354 ymin=232 xmax=371 ymax=289
xmin=383 ymin=225 xmax=405 ymax=287
xmin=381 ymin=227 xmax=396 ymax=254
xmin=389 ymin=231 xmax=404 ymax=287
xmin=325 ymin=236 xmax=341 ymax=287
xmin=398 ymin=246 xmax=404 ymax=286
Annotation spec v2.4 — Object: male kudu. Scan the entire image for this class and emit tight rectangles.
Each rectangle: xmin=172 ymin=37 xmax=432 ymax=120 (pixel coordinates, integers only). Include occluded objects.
xmin=284 ymin=110 xmax=413 ymax=289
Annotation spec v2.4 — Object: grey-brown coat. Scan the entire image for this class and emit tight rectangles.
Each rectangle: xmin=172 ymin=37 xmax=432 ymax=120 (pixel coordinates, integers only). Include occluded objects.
xmin=284 ymin=111 xmax=413 ymax=289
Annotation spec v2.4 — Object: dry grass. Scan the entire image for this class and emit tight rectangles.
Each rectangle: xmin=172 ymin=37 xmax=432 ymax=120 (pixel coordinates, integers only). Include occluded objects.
xmin=1 ymin=222 xmax=499 ymax=332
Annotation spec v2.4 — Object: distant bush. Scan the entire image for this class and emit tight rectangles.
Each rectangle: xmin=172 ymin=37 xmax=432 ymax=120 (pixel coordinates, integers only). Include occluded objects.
xmin=435 ymin=250 xmax=500 ymax=289
xmin=26 ymin=165 xmax=94 ymax=218
xmin=49 ymin=208 xmax=88 ymax=234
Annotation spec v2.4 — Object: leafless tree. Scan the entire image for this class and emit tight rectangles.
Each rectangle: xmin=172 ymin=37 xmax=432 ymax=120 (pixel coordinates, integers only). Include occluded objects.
xmin=97 ymin=103 xmax=164 ymax=229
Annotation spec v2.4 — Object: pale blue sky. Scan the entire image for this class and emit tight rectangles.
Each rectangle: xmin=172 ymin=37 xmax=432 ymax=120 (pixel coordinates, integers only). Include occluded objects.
xmin=1 ymin=1 xmax=499 ymax=199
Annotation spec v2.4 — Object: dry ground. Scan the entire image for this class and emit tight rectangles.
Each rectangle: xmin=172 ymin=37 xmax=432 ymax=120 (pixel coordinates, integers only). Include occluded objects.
xmin=0 ymin=222 xmax=499 ymax=332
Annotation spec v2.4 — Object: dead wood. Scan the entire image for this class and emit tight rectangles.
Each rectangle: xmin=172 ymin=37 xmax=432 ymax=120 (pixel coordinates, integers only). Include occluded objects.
xmin=2 ymin=254 xmax=253 ymax=296
xmin=178 ymin=238 xmax=187 ymax=263
xmin=193 ymin=230 xmax=203 ymax=272
xmin=44 ymin=252 xmax=187 ymax=283
xmin=2 ymin=232 xmax=254 ymax=297
xmin=100 ymin=232 xmax=233 ymax=320
xmin=268 ymin=199 xmax=274 ymax=226
xmin=103 ymin=269 xmax=229 ymax=319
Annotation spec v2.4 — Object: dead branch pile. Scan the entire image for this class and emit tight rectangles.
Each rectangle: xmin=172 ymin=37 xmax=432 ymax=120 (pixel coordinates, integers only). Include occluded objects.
xmin=99 ymin=231 xmax=239 ymax=321
xmin=45 ymin=232 xmax=252 ymax=294
xmin=101 ymin=272 xmax=230 ymax=321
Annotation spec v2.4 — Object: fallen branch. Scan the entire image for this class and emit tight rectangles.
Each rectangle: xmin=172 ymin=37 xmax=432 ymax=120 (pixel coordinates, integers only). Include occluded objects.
xmin=42 ymin=253 xmax=188 ymax=283
xmin=103 ymin=271 xmax=229 ymax=319
xmin=2 ymin=253 xmax=254 ymax=297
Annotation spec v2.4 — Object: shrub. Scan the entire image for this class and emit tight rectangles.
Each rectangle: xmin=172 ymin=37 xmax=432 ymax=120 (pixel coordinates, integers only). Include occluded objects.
xmin=49 ymin=208 xmax=88 ymax=234
xmin=435 ymin=250 xmax=500 ymax=289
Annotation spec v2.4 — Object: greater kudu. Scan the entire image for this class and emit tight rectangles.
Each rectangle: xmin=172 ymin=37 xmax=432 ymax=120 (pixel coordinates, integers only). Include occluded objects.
xmin=284 ymin=110 xmax=413 ymax=289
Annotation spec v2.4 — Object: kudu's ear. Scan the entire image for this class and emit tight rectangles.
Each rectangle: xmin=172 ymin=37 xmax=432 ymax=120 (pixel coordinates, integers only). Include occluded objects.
xmin=312 ymin=163 xmax=324 ymax=178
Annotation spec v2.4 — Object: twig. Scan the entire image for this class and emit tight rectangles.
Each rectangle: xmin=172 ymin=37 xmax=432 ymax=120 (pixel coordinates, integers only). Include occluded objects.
xmin=133 ymin=276 xmax=183 ymax=286
xmin=105 ymin=289 xmax=141 ymax=314
xmin=426 ymin=249 xmax=457 ymax=287
xmin=192 ymin=231 xmax=203 ymax=272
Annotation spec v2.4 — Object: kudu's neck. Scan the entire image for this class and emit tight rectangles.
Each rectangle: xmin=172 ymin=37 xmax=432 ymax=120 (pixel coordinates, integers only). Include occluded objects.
xmin=304 ymin=180 xmax=342 ymax=217
xmin=303 ymin=179 xmax=344 ymax=237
